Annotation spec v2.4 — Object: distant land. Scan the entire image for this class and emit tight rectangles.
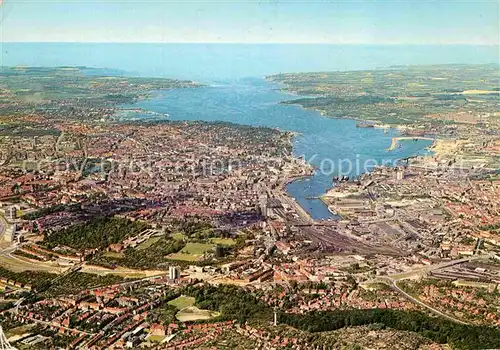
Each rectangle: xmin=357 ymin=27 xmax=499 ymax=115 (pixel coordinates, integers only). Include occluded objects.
xmin=268 ymin=64 xmax=499 ymax=125
xmin=0 ymin=64 xmax=499 ymax=349
xmin=269 ymin=63 xmax=500 ymax=168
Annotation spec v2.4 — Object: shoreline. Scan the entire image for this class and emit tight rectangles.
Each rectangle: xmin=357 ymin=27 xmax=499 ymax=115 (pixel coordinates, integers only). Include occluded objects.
xmin=280 ymin=123 xmax=436 ymax=223
xmin=126 ymin=77 xmax=437 ymax=222
xmin=387 ymin=136 xmax=436 ymax=151
xmin=271 ymin=81 xmax=438 ymax=221
xmin=266 ymin=77 xmax=487 ymax=168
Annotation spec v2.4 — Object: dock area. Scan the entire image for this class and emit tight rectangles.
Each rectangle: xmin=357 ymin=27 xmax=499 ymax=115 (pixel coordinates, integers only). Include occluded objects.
xmin=387 ymin=136 xmax=434 ymax=151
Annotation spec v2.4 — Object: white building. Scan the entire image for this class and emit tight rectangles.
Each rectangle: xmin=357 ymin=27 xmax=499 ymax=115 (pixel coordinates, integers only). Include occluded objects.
xmin=168 ymin=266 xmax=180 ymax=280
xmin=3 ymin=224 xmax=16 ymax=243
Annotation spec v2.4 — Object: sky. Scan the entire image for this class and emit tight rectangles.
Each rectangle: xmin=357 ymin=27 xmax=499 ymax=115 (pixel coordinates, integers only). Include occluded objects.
xmin=0 ymin=0 xmax=498 ymax=45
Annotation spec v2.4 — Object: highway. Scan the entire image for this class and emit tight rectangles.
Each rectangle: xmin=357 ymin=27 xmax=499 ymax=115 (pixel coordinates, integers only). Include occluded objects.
xmin=377 ymin=276 xmax=469 ymax=325
xmin=369 ymin=254 xmax=492 ymax=325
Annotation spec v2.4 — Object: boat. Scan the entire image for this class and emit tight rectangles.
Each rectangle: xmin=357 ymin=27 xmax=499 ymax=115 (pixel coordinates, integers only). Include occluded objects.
xmin=332 ymin=175 xmax=349 ymax=183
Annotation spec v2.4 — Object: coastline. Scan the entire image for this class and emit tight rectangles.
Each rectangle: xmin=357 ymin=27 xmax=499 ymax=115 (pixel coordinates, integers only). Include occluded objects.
xmin=273 ymin=88 xmax=438 ymax=221
xmin=126 ymin=77 xmax=438 ymax=221
xmin=428 ymin=139 xmax=462 ymax=159
xmin=387 ymin=136 xmax=436 ymax=151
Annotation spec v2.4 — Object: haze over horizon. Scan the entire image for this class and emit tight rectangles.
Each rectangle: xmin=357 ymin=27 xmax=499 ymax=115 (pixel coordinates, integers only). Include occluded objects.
xmin=0 ymin=0 xmax=498 ymax=45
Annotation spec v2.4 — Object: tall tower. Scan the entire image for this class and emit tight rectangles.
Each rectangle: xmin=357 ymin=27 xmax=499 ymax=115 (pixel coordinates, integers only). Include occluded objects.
xmin=5 ymin=207 xmax=16 ymax=221
xmin=0 ymin=325 xmax=17 ymax=350
xmin=168 ymin=266 xmax=180 ymax=280
xmin=273 ymin=307 xmax=278 ymax=326
xmin=396 ymin=168 xmax=404 ymax=181
xmin=259 ymin=194 xmax=268 ymax=218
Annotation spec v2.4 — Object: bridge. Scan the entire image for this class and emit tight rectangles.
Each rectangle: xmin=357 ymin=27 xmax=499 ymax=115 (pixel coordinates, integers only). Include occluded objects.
xmin=387 ymin=137 xmax=435 ymax=151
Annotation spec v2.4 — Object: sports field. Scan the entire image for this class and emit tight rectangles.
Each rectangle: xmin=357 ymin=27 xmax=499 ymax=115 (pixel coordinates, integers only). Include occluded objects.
xmin=176 ymin=306 xmax=220 ymax=322
xmin=168 ymin=295 xmax=195 ymax=310
xmin=167 ymin=242 xmax=214 ymax=261
xmin=168 ymin=295 xmax=220 ymax=322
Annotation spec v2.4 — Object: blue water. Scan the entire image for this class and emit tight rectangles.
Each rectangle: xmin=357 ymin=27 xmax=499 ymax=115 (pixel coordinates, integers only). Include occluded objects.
xmin=1 ymin=43 xmax=498 ymax=81
xmin=128 ymin=78 xmax=432 ymax=219
xmin=4 ymin=43 xmax=477 ymax=219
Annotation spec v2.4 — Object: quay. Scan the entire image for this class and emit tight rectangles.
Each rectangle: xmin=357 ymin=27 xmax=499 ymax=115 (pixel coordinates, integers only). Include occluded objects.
xmin=387 ymin=136 xmax=434 ymax=151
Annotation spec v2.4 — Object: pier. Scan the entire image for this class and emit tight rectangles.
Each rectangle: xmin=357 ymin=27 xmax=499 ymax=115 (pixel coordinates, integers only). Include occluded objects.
xmin=387 ymin=136 xmax=434 ymax=151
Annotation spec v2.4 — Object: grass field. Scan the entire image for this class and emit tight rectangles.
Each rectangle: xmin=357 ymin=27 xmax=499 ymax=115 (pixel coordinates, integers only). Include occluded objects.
xmin=181 ymin=243 xmax=214 ymax=254
xmin=79 ymin=264 xmax=167 ymax=278
xmin=167 ymin=253 xmax=200 ymax=262
xmin=360 ymin=282 xmax=390 ymax=291
xmin=147 ymin=335 xmax=166 ymax=342
xmin=0 ymin=254 xmax=64 ymax=273
xmin=176 ymin=306 xmax=220 ymax=322
xmin=168 ymin=295 xmax=219 ymax=322
xmin=167 ymin=242 xmax=214 ymax=262
xmin=168 ymin=295 xmax=195 ymax=310
xmin=171 ymin=232 xmax=186 ymax=241
xmin=137 ymin=236 xmax=161 ymax=250
xmin=5 ymin=324 xmax=34 ymax=338
xmin=210 ymin=238 xmax=236 ymax=246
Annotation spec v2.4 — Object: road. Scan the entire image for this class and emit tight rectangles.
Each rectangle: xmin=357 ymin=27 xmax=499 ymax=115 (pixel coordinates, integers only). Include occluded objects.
xmin=54 ymin=131 xmax=65 ymax=154
xmin=369 ymin=254 xmax=492 ymax=325
xmin=0 ymin=244 xmax=66 ymax=274
xmin=377 ymin=276 xmax=469 ymax=325
xmin=275 ymin=191 xmax=313 ymax=225
xmin=388 ymin=255 xmax=486 ymax=281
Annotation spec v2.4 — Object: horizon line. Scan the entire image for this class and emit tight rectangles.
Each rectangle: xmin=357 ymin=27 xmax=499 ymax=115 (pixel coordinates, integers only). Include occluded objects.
xmin=2 ymin=41 xmax=499 ymax=46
